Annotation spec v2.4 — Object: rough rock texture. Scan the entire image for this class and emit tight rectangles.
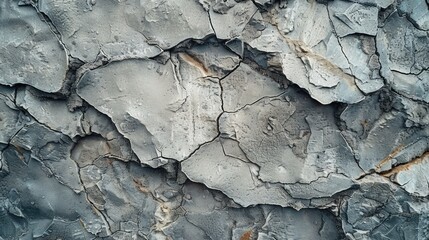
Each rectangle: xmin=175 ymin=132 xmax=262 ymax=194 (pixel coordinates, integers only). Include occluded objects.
xmin=1 ymin=0 xmax=428 ymax=239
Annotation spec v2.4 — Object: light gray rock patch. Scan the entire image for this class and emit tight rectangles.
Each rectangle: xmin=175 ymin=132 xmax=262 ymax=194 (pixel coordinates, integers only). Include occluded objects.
xmin=0 ymin=0 xmax=68 ymax=92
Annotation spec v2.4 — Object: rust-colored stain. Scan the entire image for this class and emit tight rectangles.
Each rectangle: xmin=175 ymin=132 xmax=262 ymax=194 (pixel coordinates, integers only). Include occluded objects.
xmin=375 ymin=145 xmax=404 ymax=171
xmin=273 ymin=24 xmax=356 ymax=87
xmin=133 ymin=178 xmax=149 ymax=193
xmin=240 ymin=229 xmax=253 ymax=240
xmin=381 ymin=151 xmax=429 ymax=177
xmin=105 ymin=157 xmax=114 ymax=166
xmin=12 ymin=144 xmax=26 ymax=162
xmin=179 ymin=52 xmax=209 ymax=76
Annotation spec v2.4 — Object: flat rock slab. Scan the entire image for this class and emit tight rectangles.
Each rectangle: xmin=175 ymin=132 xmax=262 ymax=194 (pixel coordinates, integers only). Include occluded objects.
xmin=0 ymin=0 xmax=67 ymax=92
xmin=77 ymin=58 xmax=222 ymax=166
xmin=1 ymin=0 xmax=429 ymax=239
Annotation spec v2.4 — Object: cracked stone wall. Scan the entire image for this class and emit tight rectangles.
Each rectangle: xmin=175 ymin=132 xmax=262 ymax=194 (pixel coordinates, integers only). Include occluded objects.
xmin=1 ymin=0 xmax=429 ymax=239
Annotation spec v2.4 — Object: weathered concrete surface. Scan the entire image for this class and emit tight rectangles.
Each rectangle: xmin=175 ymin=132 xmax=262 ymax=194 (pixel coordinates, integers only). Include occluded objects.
xmin=1 ymin=0 xmax=428 ymax=239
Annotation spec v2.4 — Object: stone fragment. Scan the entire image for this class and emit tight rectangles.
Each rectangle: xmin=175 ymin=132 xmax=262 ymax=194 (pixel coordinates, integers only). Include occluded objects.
xmin=260 ymin=206 xmax=339 ymax=240
xmin=42 ymin=219 xmax=95 ymax=240
xmin=162 ymin=216 xmax=211 ymax=240
xmin=377 ymin=12 xmax=429 ymax=103
xmin=225 ymin=38 xmax=245 ymax=57
xmin=10 ymin=122 xmax=83 ymax=193
xmin=341 ymin=175 xmax=427 ymax=239
xmin=15 ymin=87 xmax=85 ymax=138
xmin=383 ymin=152 xmax=429 ymax=197
xmin=0 ymin=87 xmax=21 ymax=145
xmin=389 ymin=70 xmax=429 ymax=103
xmin=340 ymin=93 xmax=383 ymax=137
xmin=220 ymin=95 xmax=302 ymax=184
xmin=398 ymin=96 xmax=429 ymax=126
xmin=247 ymin=1 xmax=367 ymax=104
xmin=181 ymin=183 xmax=227 ymax=213
xmin=222 ymin=63 xmax=284 ymax=112
xmin=284 ymin=173 xmax=356 ymax=199
xmin=178 ymin=39 xmax=241 ymax=79
xmin=221 ymin=85 xmax=362 ymax=185
xmin=71 ymin=136 xmax=112 ymax=168
xmin=399 ymin=0 xmax=429 ymax=31
xmin=82 ymin=107 xmax=138 ymax=162
xmin=0 ymin=0 xmax=67 ymax=92
xmin=209 ymin=0 xmax=258 ymax=39
xmin=127 ymin=0 xmax=214 ymax=50
xmin=0 ymin=147 xmax=106 ymax=237
xmin=78 ymin=58 xmax=222 ymax=165
xmin=93 ymin=161 xmax=161 ymax=235
xmin=38 ymin=0 xmax=165 ymax=62
xmin=347 ymin=109 xmax=428 ymax=173
xmin=220 ymin=138 xmax=249 ymax=162
xmin=181 ymin=139 xmax=298 ymax=208
xmin=339 ymin=0 xmax=394 ymax=8
xmin=280 ymin=50 xmax=365 ymax=104
xmin=338 ymin=35 xmax=384 ymax=94
xmin=186 ymin=206 xmax=265 ymax=240
xmin=330 ymin=1 xmax=379 ymax=37
xmin=304 ymin=114 xmax=363 ymax=180
xmin=240 ymin=10 xmax=266 ymax=44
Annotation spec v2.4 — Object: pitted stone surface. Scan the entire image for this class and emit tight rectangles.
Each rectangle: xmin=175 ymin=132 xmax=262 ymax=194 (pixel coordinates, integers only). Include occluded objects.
xmin=1 ymin=0 xmax=429 ymax=239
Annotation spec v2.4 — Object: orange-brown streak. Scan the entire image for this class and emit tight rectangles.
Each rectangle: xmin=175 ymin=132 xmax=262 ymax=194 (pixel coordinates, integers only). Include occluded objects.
xmin=179 ymin=52 xmax=209 ymax=76
xmin=240 ymin=229 xmax=253 ymax=240
xmin=375 ymin=145 xmax=404 ymax=171
xmin=381 ymin=151 xmax=429 ymax=177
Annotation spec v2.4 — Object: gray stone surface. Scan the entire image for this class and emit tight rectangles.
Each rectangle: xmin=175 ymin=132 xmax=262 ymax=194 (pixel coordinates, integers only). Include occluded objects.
xmin=77 ymin=57 xmax=222 ymax=166
xmin=0 ymin=0 xmax=68 ymax=92
xmin=37 ymin=0 xmax=164 ymax=61
xmin=1 ymin=0 xmax=429 ymax=239
xmin=15 ymin=87 xmax=86 ymax=138
xmin=377 ymin=12 xmax=429 ymax=103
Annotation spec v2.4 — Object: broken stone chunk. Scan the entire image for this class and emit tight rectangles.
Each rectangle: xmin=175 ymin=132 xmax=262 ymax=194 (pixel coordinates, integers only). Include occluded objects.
xmin=10 ymin=122 xmax=83 ymax=193
xmin=162 ymin=216 xmax=211 ymax=239
xmin=399 ymin=0 xmax=429 ymax=31
xmin=222 ymin=63 xmax=284 ymax=112
xmin=209 ymin=0 xmax=258 ymax=40
xmin=348 ymin=108 xmax=428 ymax=173
xmin=178 ymin=38 xmax=241 ymax=79
xmin=15 ymin=87 xmax=85 ymax=138
xmin=181 ymin=139 xmax=298 ymax=208
xmin=123 ymin=0 xmax=214 ymax=50
xmin=339 ymin=0 xmax=394 ymax=8
xmin=221 ymin=85 xmax=362 ymax=187
xmin=38 ymin=0 xmax=163 ymax=62
xmin=383 ymin=152 xmax=429 ymax=197
xmin=0 ymin=89 xmax=21 ymax=145
xmin=77 ymin=58 xmax=222 ymax=164
xmin=377 ymin=12 xmax=429 ymax=103
xmin=248 ymin=13 xmax=366 ymax=104
xmin=338 ymin=35 xmax=384 ymax=94
xmin=329 ymin=1 xmax=379 ymax=37
xmin=82 ymin=107 xmax=139 ymax=162
xmin=260 ymin=206 xmax=339 ymax=239
xmin=340 ymin=93 xmax=383 ymax=138
xmin=284 ymin=173 xmax=356 ymax=199
xmin=0 ymin=147 xmax=107 ymax=237
xmin=0 ymin=0 xmax=68 ymax=92
xmin=390 ymin=70 xmax=429 ymax=103
xmin=220 ymin=95 xmax=303 ymax=184
xmin=281 ymin=52 xmax=365 ymax=104
xmin=341 ymin=175 xmax=425 ymax=239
